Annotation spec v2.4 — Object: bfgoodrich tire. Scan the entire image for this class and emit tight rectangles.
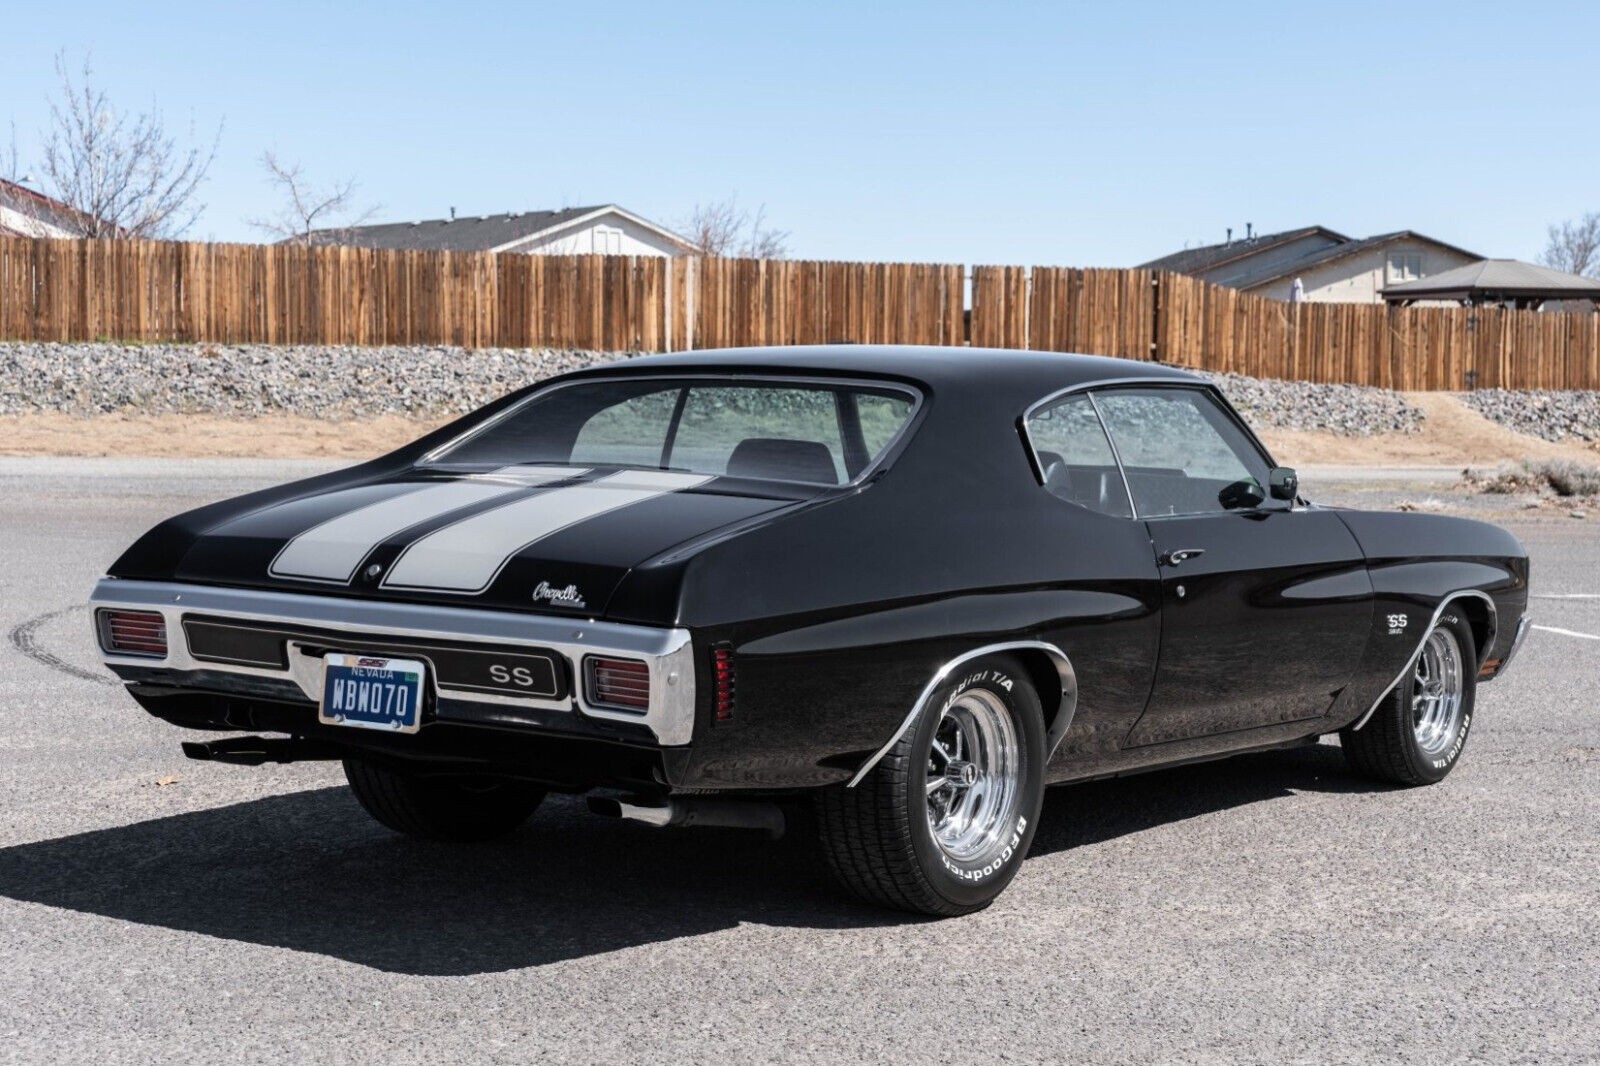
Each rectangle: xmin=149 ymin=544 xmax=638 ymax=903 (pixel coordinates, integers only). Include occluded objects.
xmin=816 ymin=654 xmax=1046 ymax=916
xmin=1341 ymin=611 xmax=1477 ymax=786
xmin=343 ymin=759 xmax=546 ymax=842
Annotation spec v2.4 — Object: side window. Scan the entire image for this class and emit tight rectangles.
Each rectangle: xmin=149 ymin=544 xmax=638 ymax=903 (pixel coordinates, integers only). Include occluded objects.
xmin=1023 ymin=394 xmax=1133 ymax=518
xmin=571 ymin=388 xmax=678 ymax=467
xmin=1093 ymin=388 xmax=1270 ymax=517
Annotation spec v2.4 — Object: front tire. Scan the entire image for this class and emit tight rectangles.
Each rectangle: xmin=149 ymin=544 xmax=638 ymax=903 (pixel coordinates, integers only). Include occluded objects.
xmin=816 ymin=654 xmax=1046 ymax=916
xmin=343 ymin=759 xmax=546 ymax=842
xmin=1341 ymin=612 xmax=1477 ymax=786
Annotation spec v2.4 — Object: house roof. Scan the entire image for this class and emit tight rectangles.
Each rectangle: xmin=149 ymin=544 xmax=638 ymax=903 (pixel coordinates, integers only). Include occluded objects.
xmin=0 ymin=177 xmax=103 ymax=237
xmin=306 ymin=203 xmax=694 ymax=253
xmin=1381 ymin=259 xmax=1600 ymax=303
xmin=1139 ymin=225 xmax=1483 ymax=291
xmin=1137 ymin=226 xmax=1351 ymax=275
xmin=1224 ymin=230 xmax=1483 ymax=290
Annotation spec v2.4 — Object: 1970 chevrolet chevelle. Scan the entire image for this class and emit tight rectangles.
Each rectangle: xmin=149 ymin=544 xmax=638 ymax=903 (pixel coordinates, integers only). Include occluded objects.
xmin=91 ymin=346 xmax=1530 ymax=915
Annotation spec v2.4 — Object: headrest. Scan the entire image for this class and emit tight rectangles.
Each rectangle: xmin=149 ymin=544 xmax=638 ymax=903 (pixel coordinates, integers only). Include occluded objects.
xmin=724 ymin=437 xmax=840 ymax=484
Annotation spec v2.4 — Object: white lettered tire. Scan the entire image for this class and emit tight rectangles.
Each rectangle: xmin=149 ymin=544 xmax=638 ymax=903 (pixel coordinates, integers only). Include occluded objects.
xmin=816 ymin=654 xmax=1046 ymax=916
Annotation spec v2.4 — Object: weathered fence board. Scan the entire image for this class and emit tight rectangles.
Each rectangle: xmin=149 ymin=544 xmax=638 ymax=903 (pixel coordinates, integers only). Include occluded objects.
xmin=2 ymin=236 xmax=1598 ymax=389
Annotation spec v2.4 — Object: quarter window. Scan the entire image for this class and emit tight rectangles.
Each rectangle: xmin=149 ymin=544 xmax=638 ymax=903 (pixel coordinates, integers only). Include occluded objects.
xmin=1023 ymin=394 xmax=1132 ymax=518
xmin=1092 ymin=388 xmax=1270 ymax=517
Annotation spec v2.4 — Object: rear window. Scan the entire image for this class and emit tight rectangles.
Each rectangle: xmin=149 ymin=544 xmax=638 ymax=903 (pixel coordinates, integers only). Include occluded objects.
xmin=424 ymin=378 xmax=919 ymax=486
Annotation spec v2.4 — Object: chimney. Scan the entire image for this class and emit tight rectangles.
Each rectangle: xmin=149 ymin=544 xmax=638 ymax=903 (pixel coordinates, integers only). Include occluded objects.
xmin=448 ymin=206 xmax=456 ymax=222
xmin=1246 ymin=221 xmax=1254 ymax=240
xmin=1225 ymin=227 xmax=1233 ymax=246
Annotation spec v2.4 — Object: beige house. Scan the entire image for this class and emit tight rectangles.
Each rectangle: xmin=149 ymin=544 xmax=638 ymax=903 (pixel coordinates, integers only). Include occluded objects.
xmin=1140 ymin=226 xmax=1482 ymax=304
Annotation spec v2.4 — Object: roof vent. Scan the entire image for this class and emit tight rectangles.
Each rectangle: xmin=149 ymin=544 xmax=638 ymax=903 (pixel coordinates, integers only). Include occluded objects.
xmin=448 ymin=206 xmax=456 ymax=222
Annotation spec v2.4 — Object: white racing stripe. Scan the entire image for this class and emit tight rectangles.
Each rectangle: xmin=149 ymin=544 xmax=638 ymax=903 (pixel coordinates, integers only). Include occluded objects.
xmin=1532 ymin=624 xmax=1600 ymax=642
xmin=270 ymin=466 xmax=579 ymax=583
xmin=382 ymin=470 xmax=713 ymax=594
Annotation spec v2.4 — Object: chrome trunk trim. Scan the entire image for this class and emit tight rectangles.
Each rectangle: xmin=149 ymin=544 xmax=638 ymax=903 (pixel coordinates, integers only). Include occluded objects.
xmin=89 ymin=579 xmax=697 ymax=746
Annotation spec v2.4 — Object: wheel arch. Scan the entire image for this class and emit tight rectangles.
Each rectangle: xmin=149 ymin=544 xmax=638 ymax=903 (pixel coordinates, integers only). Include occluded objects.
xmin=1349 ymin=589 xmax=1496 ymax=733
xmin=846 ymin=640 xmax=1078 ymax=788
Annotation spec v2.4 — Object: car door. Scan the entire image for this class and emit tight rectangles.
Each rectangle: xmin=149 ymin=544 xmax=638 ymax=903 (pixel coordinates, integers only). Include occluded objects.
xmin=1090 ymin=386 xmax=1374 ymax=747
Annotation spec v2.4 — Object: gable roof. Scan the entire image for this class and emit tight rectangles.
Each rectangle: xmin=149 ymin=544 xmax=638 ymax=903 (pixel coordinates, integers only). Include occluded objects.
xmin=0 ymin=177 xmax=105 ymax=237
xmin=306 ymin=203 xmax=693 ymax=253
xmin=1381 ymin=259 xmax=1600 ymax=302
xmin=1138 ymin=225 xmax=1483 ymax=290
xmin=1138 ymin=226 xmax=1351 ymax=275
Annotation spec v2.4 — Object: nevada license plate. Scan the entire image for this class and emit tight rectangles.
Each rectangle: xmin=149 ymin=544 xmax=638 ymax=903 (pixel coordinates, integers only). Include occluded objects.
xmin=319 ymin=654 xmax=425 ymax=734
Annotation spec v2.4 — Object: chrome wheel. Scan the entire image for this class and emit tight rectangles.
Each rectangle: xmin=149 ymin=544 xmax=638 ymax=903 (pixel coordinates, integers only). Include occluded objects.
xmin=925 ymin=688 xmax=1021 ymax=862
xmin=1411 ymin=626 xmax=1465 ymax=757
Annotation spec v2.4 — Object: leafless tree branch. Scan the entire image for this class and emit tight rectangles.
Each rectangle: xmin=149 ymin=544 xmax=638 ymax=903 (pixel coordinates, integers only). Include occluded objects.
xmin=38 ymin=52 xmax=221 ymax=238
xmin=1540 ymin=212 xmax=1600 ymax=278
xmin=247 ymin=150 xmax=378 ymax=245
xmin=682 ymin=196 xmax=789 ymax=258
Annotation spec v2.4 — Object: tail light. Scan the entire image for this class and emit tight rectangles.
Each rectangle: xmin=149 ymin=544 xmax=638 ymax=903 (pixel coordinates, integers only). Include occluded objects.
xmin=713 ymin=645 xmax=735 ymax=722
xmin=97 ymin=609 xmax=168 ymax=658
xmin=585 ymin=656 xmax=650 ymax=711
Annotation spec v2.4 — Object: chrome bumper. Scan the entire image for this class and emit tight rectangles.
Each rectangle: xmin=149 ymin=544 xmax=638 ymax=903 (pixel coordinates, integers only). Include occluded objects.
xmin=89 ymin=579 xmax=698 ymax=745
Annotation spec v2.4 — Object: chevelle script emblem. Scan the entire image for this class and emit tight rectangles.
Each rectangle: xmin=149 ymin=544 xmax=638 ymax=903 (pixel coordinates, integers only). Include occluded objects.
xmin=533 ymin=581 xmax=587 ymax=609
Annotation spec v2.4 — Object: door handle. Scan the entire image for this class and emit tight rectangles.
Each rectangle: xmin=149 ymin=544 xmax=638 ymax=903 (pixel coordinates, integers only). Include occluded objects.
xmin=1159 ymin=548 xmax=1206 ymax=567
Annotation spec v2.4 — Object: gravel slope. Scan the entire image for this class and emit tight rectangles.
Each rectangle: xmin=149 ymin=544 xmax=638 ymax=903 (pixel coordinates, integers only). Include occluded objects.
xmin=1460 ymin=388 xmax=1600 ymax=443
xmin=4 ymin=342 xmax=1432 ymax=437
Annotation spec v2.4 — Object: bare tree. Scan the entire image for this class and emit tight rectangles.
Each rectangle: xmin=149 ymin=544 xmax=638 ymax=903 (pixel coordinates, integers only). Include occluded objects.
xmin=1540 ymin=212 xmax=1600 ymax=278
xmin=38 ymin=53 xmax=221 ymax=238
xmin=247 ymin=150 xmax=377 ymax=245
xmin=682 ymin=196 xmax=789 ymax=258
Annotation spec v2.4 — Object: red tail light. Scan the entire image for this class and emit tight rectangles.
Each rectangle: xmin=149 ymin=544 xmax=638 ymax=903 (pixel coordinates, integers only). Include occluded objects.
xmin=98 ymin=609 xmax=168 ymax=658
xmin=713 ymin=645 xmax=735 ymax=722
xmin=586 ymin=656 xmax=650 ymax=711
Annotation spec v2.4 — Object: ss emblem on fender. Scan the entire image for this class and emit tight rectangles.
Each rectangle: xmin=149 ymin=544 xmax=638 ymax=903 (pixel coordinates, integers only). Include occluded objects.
xmin=1387 ymin=613 xmax=1409 ymax=635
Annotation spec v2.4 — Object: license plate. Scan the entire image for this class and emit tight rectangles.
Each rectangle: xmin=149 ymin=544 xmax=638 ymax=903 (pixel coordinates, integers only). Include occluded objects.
xmin=319 ymin=654 xmax=425 ymax=734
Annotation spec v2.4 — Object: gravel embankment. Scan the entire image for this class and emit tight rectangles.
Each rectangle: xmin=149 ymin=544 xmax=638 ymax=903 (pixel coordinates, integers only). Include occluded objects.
xmin=1460 ymin=388 xmax=1600 ymax=443
xmin=1203 ymin=372 xmax=1424 ymax=435
xmin=0 ymin=342 xmax=617 ymax=418
xmin=3 ymin=342 xmax=1428 ymax=435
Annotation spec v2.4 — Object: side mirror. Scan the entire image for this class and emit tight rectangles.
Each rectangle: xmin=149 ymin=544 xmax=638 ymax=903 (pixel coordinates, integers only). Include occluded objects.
xmin=1269 ymin=466 xmax=1299 ymax=501
xmin=1218 ymin=478 xmax=1266 ymax=510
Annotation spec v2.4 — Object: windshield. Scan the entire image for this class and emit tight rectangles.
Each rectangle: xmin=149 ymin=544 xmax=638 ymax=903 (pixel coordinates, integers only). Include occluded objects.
xmin=424 ymin=377 xmax=920 ymax=486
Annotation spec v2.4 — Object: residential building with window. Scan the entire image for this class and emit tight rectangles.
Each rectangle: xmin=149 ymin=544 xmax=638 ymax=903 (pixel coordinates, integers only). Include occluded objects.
xmin=1139 ymin=226 xmax=1482 ymax=304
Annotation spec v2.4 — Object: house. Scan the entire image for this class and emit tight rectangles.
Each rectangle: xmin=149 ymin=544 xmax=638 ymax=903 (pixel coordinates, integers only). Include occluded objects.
xmin=0 ymin=177 xmax=98 ymax=238
xmin=308 ymin=204 xmax=695 ymax=257
xmin=1139 ymin=225 xmax=1483 ymax=304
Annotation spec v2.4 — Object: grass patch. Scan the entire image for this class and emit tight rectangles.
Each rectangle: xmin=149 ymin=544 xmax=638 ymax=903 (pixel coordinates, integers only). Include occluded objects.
xmin=1467 ymin=460 xmax=1600 ymax=497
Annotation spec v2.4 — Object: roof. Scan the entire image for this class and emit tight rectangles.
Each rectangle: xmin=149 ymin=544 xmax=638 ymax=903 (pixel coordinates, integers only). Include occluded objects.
xmin=562 ymin=344 xmax=1204 ymax=403
xmin=305 ymin=204 xmax=693 ymax=253
xmin=1381 ymin=259 xmax=1600 ymax=303
xmin=1138 ymin=226 xmax=1351 ymax=275
xmin=0 ymin=177 xmax=104 ymax=237
xmin=1139 ymin=225 xmax=1483 ymax=291
xmin=1229 ymin=230 xmax=1482 ymax=290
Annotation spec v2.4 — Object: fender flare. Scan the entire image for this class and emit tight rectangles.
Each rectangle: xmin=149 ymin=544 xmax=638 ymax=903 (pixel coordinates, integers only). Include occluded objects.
xmin=1348 ymin=589 xmax=1498 ymax=732
xmin=846 ymin=640 xmax=1077 ymax=787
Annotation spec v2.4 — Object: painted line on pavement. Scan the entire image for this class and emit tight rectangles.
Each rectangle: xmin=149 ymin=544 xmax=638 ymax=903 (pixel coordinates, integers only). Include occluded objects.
xmin=1532 ymin=624 xmax=1600 ymax=642
xmin=1531 ymin=593 xmax=1600 ymax=601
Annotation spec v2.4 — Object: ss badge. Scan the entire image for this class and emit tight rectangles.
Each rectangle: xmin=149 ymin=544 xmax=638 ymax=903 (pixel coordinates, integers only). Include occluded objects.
xmin=1387 ymin=613 xmax=1409 ymax=636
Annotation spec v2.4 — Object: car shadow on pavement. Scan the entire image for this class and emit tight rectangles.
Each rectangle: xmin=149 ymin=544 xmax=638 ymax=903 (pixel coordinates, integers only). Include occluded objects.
xmin=0 ymin=742 xmax=1381 ymax=975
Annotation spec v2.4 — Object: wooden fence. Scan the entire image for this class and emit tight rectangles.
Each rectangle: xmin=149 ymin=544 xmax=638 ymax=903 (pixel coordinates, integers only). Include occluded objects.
xmin=2 ymin=236 xmax=1598 ymax=390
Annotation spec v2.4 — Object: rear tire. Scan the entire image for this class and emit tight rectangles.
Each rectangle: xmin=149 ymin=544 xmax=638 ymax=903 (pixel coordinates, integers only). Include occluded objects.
xmin=343 ymin=759 xmax=545 ymax=842
xmin=816 ymin=654 xmax=1046 ymax=916
xmin=1341 ymin=612 xmax=1477 ymax=786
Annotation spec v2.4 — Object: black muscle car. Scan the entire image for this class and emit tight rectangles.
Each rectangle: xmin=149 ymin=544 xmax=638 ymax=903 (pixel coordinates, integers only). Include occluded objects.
xmin=91 ymin=346 xmax=1531 ymax=915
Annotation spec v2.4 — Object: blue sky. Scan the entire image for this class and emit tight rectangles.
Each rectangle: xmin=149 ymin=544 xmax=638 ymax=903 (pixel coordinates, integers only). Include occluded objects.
xmin=2 ymin=0 xmax=1594 ymax=266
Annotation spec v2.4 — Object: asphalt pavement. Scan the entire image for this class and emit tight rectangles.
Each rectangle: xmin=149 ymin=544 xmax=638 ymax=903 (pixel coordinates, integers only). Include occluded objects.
xmin=1 ymin=458 xmax=1597 ymax=1065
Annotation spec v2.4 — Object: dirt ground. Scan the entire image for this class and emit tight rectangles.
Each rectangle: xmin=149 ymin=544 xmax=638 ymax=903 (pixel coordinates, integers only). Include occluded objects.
xmin=2 ymin=394 xmax=1596 ymax=467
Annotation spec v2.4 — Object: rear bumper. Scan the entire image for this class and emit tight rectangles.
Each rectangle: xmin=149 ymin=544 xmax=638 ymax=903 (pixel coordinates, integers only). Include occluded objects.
xmin=89 ymin=578 xmax=699 ymax=746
